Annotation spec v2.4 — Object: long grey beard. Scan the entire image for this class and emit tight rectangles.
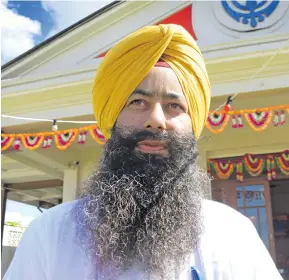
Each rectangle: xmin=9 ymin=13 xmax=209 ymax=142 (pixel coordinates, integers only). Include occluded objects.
xmin=73 ymin=126 xmax=211 ymax=279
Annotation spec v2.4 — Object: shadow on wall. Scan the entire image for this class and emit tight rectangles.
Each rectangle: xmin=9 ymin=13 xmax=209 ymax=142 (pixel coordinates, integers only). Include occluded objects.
xmin=1 ymin=246 xmax=16 ymax=278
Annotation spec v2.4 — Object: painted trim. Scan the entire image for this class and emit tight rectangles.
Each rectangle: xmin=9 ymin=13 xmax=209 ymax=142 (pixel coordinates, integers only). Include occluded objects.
xmin=207 ymin=142 xmax=289 ymax=159
xmin=2 ymin=47 xmax=288 ymax=97
xmin=1 ymin=1 xmax=191 ymax=79
xmin=202 ymin=33 xmax=289 ymax=52
xmin=1 ymin=1 xmax=123 ymax=71
xmin=2 ymin=74 xmax=289 ymax=127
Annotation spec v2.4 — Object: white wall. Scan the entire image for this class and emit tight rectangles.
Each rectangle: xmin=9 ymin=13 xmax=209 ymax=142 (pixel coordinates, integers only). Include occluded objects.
xmin=1 ymin=246 xmax=16 ymax=278
xmin=193 ymin=1 xmax=289 ymax=48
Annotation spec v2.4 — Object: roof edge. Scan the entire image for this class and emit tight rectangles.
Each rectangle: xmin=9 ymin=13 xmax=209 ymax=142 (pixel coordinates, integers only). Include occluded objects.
xmin=1 ymin=1 xmax=123 ymax=71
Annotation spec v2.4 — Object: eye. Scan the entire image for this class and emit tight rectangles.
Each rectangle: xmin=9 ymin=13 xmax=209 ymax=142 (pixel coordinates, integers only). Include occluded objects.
xmin=167 ymin=103 xmax=185 ymax=112
xmin=127 ymin=99 xmax=147 ymax=108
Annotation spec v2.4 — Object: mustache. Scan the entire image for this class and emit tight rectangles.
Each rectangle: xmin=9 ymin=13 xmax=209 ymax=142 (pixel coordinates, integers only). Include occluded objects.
xmin=113 ymin=128 xmax=174 ymax=149
xmin=101 ymin=125 xmax=199 ymax=175
xmin=109 ymin=125 xmax=197 ymax=151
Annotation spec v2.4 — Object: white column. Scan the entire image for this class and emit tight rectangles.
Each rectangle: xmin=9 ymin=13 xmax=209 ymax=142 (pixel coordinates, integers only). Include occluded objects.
xmin=76 ymin=147 xmax=103 ymax=193
xmin=77 ymin=159 xmax=97 ymax=193
xmin=198 ymin=149 xmax=208 ymax=172
xmin=198 ymin=149 xmax=212 ymax=199
xmin=62 ymin=167 xmax=79 ymax=202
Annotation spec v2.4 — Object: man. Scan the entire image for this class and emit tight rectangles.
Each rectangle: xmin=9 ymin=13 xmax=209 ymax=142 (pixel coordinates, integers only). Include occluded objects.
xmin=4 ymin=24 xmax=281 ymax=280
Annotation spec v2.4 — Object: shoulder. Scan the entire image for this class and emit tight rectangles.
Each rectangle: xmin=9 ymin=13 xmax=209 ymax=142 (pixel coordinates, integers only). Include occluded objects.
xmin=43 ymin=200 xmax=77 ymax=219
xmin=200 ymin=202 xmax=281 ymax=279
xmin=201 ymin=199 xmax=266 ymax=259
xmin=202 ymin=199 xmax=254 ymax=237
xmin=25 ymin=200 xmax=78 ymax=239
xmin=200 ymin=199 xmax=260 ymax=265
xmin=33 ymin=200 xmax=76 ymax=223
xmin=202 ymin=199 xmax=249 ymax=223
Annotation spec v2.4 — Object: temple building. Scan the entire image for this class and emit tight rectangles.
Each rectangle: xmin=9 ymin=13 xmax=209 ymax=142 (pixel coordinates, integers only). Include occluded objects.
xmin=2 ymin=1 xmax=289 ymax=277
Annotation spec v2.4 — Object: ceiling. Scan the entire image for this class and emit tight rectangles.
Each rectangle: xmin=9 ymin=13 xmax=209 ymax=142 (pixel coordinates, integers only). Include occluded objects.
xmin=1 ymin=120 xmax=103 ymax=208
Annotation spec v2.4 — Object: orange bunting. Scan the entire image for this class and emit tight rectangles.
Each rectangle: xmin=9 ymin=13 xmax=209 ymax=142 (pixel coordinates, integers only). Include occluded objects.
xmin=1 ymin=136 xmax=14 ymax=151
xmin=210 ymin=160 xmax=234 ymax=179
xmin=1 ymin=104 xmax=289 ymax=152
xmin=206 ymin=113 xmax=230 ymax=134
xmin=244 ymin=111 xmax=272 ymax=132
xmin=21 ymin=135 xmax=45 ymax=150
xmin=89 ymin=127 xmax=106 ymax=145
xmin=209 ymin=150 xmax=289 ymax=181
xmin=211 ymin=104 xmax=289 ymax=115
xmin=1 ymin=125 xmax=105 ymax=151
xmin=206 ymin=104 xmax=289 ymax=134
xmin=54 ymin=132 xmax=76 ymax=150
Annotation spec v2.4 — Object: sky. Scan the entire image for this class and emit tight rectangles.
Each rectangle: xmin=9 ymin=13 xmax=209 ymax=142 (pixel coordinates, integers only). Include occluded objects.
xmin=2 ymin=0 xmax=111 ymax=224
xmin=1 ymin=0 xmax=112 ymax=64
xmin=5 ymin=200 xmax=47 ymax=227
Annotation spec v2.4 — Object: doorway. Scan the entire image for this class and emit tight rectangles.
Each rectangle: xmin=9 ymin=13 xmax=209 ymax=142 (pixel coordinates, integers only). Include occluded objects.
xmin=270 ymin=179 xmax=289 ymax=279
xmin=212 ymin=178 xmax=276 ymax=260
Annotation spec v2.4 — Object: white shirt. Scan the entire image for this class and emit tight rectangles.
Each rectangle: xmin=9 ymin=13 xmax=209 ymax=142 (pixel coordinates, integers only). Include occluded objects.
xmin=4 ymin=199 xmax=282 ymax=280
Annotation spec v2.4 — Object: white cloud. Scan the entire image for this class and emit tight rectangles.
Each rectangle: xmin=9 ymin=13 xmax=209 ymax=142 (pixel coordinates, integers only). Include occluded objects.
xmin=41 ymin=0 xmax=112 ymax=39
xmin=0 ymin=0 xmax=41 ymax=64
xmin=0 ymin=1 xmax=112 ymax=64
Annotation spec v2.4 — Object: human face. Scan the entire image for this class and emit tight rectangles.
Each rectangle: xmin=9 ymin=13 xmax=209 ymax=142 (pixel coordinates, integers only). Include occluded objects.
xmin=116 ymin=67 xmax=193 ymax=155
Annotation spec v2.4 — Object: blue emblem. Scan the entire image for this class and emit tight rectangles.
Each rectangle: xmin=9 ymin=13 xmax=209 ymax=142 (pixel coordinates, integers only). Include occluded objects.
xmin=221 ymin=0 xmax=279 ymax=28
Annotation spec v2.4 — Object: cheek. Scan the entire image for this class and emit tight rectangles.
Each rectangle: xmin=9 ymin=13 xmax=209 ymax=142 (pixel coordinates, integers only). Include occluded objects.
xmin=170 ymin=114 xmax=193 ymax=134
xmin=116 ymin=110 xmax=144 ymax=128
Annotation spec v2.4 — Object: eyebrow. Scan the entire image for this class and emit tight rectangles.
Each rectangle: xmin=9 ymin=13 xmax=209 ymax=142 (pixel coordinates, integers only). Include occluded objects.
xmin=131 ymin=89 xmax=186 ymax=100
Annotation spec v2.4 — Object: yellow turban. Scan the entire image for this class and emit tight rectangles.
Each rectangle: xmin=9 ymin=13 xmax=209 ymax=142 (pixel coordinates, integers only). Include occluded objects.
xmin=92 ymin=24 xmax=211 ymax=139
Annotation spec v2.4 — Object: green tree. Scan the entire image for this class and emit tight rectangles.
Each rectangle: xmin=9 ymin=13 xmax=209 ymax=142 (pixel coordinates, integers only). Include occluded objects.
xmin=5 ymin=221 xmax=23 ymax=228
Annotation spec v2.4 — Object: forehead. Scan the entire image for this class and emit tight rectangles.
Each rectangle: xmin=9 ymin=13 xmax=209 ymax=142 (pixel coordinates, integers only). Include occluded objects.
xmin=136 ymin=67 xmax=184 ymax=96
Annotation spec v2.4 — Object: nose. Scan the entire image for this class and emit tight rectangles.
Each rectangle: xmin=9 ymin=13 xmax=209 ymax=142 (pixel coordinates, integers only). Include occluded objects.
xmin=144 ymin=103 xmax=167 ymax=131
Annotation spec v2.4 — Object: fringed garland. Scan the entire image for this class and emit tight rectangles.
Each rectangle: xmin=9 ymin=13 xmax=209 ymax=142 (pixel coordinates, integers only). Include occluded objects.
xmin=54 ymin=132 xmax=76 ymax=150
xmin=244 ymin=111 xmax=272 ymax=132
xmin=89 ymin=127 xmax=106 ymax=145
xmin=275 ymin=152 xmax=289 ymax=176
xmin=1 ymin=136 xmax=14 ymax=151
xmin=1 ymin=105 xmax=289 ymax=151
xmin=236 ymin=161 xmax=243 ymax=182
xmin=266 ymin=156 xmax=276 ymax=181
xmin=244 ymin=154 xmax=265 ymax=177
xmin=208 ymin=150 xmax=289 ymax=181
xmin=206 ymin=113 xmax=230 ymax=134
xmin=231 ymin=115 xmax=243 ymax=129
xmin=21 ymin=135 xmax=45 ymax=151
xmin=206 ymin=104 xmax=289 ymax=133
xmin=43 ymin=137 xmax=53 ymax=149
xmin=1 ymin=125 xmax=105 ymax=151
xmin=212 ymin=160 xmax=234 ymax=179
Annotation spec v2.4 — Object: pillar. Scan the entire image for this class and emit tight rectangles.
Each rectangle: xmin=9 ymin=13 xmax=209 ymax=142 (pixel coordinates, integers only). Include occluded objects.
xmin=62 ymin=167 xmax=79 ymax=202
xmin=198 ymin=149 xmax=212 ymax=200
xmin=198 ymin=149 xmax=208 ymax=172
xmin=1 ymin=185 xmax=9 ymax=249
xmin=77 ymin=159 xmax=98 ymax=193
xmin=77 ymin=146 xmax=103 ymax=193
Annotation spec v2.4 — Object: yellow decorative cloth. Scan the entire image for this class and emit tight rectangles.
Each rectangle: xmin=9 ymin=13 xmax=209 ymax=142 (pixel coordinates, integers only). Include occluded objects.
xmin=92 ymin=24 xmax=211 ymax=139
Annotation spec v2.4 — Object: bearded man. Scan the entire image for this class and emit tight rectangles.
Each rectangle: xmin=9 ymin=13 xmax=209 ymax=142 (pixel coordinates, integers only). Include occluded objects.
xmin=4 ymin=24 xmax=281 ymax=280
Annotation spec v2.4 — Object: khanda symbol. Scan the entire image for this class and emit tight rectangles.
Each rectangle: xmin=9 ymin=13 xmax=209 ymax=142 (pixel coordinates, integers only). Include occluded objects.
xmin=221 ymin=0 xmax=279 ymax=28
